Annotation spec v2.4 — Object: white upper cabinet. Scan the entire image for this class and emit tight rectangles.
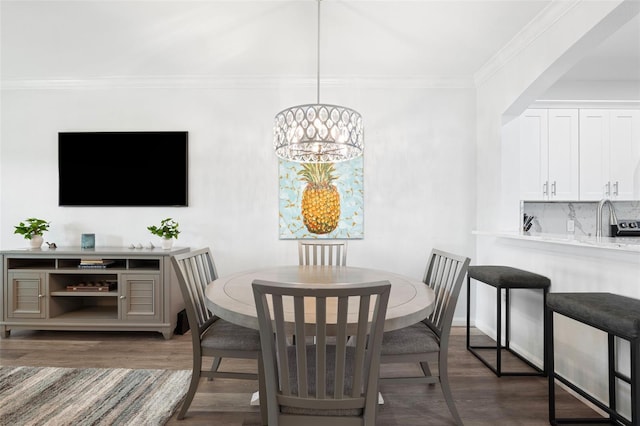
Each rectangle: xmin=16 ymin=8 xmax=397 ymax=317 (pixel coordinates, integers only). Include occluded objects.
xmin=520 ymin=109 xmax=579 ymax=200
xmin=579 ymin=109 xmax=640 ymax=201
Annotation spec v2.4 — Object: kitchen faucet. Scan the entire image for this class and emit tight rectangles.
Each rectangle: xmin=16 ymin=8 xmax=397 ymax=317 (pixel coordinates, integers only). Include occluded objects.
xmin=596 ymin=199 xmax=618 ymax=238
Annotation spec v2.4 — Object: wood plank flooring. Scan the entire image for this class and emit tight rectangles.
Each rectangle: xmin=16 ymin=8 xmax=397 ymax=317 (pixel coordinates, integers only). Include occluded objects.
xmin=0 ymin=327 xmax=600 ymax=425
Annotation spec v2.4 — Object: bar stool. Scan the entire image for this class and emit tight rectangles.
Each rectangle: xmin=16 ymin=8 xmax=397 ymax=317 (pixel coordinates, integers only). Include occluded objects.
xmin=466 ymin=265 xmax=550 ymax=377
xmin=546 ymin=292 xmax=640 ymax=425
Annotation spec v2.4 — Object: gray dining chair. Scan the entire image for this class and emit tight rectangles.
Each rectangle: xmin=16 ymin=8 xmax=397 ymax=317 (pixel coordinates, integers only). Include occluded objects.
xmin=171 ymin=248 xmax=266 ymax=422
xmin=252 ymin=279 xmax=391 ymax=426
xmin=379 ymin=249 xmax=470 ymax=426
xmin=298 ymin=240 xmax=348 ymax=266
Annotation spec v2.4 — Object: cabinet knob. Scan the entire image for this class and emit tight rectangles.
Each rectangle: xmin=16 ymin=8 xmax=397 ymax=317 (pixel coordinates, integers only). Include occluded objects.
xmin=38 ymin=294 xmax=44 ymax=298
xmin=119 ymin=296 xmax=126 ymax=300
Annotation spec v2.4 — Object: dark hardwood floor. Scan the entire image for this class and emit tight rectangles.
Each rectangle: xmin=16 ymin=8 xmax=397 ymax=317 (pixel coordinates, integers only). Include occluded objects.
xmin=0 ymin=327 xmax=600 ymax=425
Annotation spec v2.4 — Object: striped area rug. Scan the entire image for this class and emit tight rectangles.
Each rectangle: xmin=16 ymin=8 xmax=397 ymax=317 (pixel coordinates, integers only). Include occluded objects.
xmin=0 ymin=366 xmax=191 ymax=426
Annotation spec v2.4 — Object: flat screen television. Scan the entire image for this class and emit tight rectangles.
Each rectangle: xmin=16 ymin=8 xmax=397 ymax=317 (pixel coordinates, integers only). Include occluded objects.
xmin=58 ymin=131 xmax=188 ymax=206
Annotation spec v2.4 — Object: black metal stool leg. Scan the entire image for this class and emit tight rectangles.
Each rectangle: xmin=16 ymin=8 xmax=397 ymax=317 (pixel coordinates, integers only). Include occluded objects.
xmin=542 ymin=288 xmax=548 ymax=376
xmin=547 ymin=306 xmax=556 ymax=424
xmin=496 ymin=285 xmax=502 ymax=377
xmin=632 ymin=338 xmax=640 ymax=425
xmin=505 ymin=287 xmax=511 ymax=350
xmin=466 ymin=274 xmax=471 ymax=350
xmin=608 ymin=334 xmax=616 ymax=421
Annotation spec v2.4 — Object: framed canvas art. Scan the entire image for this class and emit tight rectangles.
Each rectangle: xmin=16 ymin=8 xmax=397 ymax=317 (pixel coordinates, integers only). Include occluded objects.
xmin=279 ymin=158 xmax=363 ymax=239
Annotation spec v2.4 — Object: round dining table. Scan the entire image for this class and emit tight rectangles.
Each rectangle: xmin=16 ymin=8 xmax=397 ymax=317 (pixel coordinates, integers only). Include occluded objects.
xmin=205 ymin=265 xmax=435 ymax=332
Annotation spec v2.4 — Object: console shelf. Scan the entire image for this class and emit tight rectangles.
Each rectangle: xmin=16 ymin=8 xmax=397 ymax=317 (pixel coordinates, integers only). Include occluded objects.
xmin=1 ymin=246 xmax=188 ymax=339
xmin=50 ymin=291 xmax=118 ymax=297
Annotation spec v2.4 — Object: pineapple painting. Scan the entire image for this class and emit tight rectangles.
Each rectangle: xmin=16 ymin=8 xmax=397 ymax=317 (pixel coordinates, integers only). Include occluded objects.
xmin=279 ymin=158 xmax=363 ymax=239
xmin=298 ymin=163 xmax=340 ymax=234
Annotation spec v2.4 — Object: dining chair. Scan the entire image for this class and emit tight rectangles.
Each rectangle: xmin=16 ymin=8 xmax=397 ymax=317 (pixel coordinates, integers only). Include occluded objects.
xmin=298 ymin=240 xmax=348 ymax=266
xmin=252 ymin=279 xmax=391 ymax=426
xmin=379 ymin=249 xmax=470 ymax=426
xmin=171 ymin=248 xmax=266 ymax=422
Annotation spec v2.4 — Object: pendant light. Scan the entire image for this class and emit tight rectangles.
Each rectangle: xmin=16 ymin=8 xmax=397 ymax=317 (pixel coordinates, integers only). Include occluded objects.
xmin=273 ymin=0 xmax=364 ymax=163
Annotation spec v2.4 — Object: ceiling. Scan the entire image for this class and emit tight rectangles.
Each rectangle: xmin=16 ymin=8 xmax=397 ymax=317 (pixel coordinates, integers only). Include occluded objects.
xmin=560 ymin=13 xmax=640 ymax=81
xmin=0 ymin=1 xmax=637 ymax=85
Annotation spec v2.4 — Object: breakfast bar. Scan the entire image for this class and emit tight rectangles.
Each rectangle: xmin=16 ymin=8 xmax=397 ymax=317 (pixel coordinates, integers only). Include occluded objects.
xmin=474 ymin=230 xmax=640 ymax=421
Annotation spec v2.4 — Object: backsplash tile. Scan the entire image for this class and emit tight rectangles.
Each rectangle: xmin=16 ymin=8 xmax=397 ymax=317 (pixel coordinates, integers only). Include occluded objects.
xmin=522 ymin=201 xmax=640 ymax=237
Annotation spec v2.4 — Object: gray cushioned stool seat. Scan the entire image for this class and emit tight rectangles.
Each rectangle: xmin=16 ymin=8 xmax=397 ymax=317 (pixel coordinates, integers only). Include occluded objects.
xmin=547 ymin=292 xmax=640 ymax=340
xmin=467 ymin=265 xmax=549 ymax=377
xmin=468 ymin=265 xmax=551 ymax=289
xmin=546 ymin=292 xmax=640 ymax=425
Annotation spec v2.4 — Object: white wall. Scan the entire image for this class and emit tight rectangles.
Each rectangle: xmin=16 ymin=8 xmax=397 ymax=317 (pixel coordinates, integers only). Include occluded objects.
xmin=0 ymin=80 xmax=477 ymax=320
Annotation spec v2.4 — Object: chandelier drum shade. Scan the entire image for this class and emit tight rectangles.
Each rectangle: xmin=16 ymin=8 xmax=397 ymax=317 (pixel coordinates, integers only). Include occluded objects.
xmin=273 ymin=0 xmax=364 ymax=164
xmin=273 ymin=103 xmax=363 ymax=163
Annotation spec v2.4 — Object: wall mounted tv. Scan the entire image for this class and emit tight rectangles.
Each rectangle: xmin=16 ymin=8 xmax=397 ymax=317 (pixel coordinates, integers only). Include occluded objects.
xmin=58 ymin=131 xmax=188 ymax=207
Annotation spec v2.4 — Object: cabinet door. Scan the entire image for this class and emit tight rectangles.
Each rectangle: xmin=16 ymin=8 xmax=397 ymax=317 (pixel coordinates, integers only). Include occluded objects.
xmin=579 ymin=109 xmax=610 ymax=201
xmin=7 ymin=271 xmax=46 ymax=318
xmin=548 ymin=109 xmax=579 ymax=200
xmin=120 ymin=273 xmax=161 ymax=322
xmin=609 ymin=110 xmax=640 ymax=200
xmin=520 ymin=109 xmax=549 ymax=200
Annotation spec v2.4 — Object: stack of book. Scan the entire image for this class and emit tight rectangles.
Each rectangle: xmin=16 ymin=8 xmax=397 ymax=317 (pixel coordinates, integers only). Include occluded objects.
xmin=77 ymin=259 xmax=115 ymax=269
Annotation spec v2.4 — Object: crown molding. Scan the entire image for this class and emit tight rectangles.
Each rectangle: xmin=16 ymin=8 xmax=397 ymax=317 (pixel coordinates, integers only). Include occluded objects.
xmin=1 ymin=75 xmax=475 ymax=91
xmin=531 ymin=99 xmax=640 ymax=109
xmin=473 ymin=0 xmax=581 ymax=86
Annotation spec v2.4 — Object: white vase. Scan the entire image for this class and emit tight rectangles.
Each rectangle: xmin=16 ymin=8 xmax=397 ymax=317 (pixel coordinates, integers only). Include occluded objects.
xmin=29 ymin=235 xmax=43 ymax=249
xmin=161 ymin=238 xmax=174 ymax=250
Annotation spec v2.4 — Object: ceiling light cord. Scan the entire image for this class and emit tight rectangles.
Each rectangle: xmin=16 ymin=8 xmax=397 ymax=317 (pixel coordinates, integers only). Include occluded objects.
xmin=317 ymin=0 xmax=321 ymax=105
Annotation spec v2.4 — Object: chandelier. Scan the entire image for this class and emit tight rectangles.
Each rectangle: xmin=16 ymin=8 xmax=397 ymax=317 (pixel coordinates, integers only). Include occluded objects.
xmin=273 ymin=0 xmax=364 ymax=163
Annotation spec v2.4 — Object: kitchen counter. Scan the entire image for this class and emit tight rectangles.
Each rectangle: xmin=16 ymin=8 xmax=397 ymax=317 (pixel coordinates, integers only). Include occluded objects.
xmin=473 ymin=230 xmax=640 ymax=253
xmin=474 ymin=229 xmax=640 ymax=413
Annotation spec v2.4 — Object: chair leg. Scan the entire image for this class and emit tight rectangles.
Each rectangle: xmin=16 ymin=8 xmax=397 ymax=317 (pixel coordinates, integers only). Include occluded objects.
xmin=178 ymin=363 xmax=202 ymax=420
xmin=208 ymin=357 xmax=222 ymax=381
xmin=419 ymin=361 xmax=433 ymax=378
xmin=440 ymin=353 xmax=463 ymax=426
xmin=258 ymin=356 xmax=268 ymax=426
xmin=419 ymin=361 xmax=437 ymax=387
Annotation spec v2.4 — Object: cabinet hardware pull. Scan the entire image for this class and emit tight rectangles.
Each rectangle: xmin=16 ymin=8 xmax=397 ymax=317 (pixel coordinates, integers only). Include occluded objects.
xmin=119 ymin=296 xmax=126 ymax=299
xmin=551 ymin=181 xmax=557 ymax=196
xmin=543 ymin=182 xmax=549 ymax=196
xmin=606 ymin=182 xmax=611 ymax=196
xmin=614 ymin=181 xmax=619 ymax=196
xmin=38 ymin=294 xmax=43 ymax=298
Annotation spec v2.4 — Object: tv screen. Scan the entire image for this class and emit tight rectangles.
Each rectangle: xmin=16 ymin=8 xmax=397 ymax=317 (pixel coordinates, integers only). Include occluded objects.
xmin=58 ymin=131 xmax=188 ymax=206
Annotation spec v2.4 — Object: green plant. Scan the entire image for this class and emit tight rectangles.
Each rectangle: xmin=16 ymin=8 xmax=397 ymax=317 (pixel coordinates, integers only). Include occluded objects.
xmin=147 ymin=218 xmax=180 ymax=239
xmin=14 ymin=218 xmax=50 ymax=239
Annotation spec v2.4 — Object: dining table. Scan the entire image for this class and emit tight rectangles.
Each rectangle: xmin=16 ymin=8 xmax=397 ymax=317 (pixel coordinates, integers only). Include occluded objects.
xmin=205 ymin=264 xmax=436 ymax=408
xmin=205 ymin=265 xmax=436 ymax=333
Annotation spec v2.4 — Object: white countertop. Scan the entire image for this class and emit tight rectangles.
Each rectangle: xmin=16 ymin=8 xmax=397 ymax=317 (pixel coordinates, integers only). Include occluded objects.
xmin=473 ymin=230 xmax=640 ymax=253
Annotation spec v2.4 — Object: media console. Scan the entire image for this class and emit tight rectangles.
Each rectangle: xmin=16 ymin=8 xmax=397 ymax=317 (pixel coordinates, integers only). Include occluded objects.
xmin=0 ymin=246 xmax=189 ymax=339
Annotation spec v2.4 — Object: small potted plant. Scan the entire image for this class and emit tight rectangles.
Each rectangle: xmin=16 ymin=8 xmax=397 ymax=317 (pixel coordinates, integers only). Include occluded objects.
xmin=147 ymin=218 xmax=180 ymax=249
xmin=14 ymin=217 xmax=50 ymax=249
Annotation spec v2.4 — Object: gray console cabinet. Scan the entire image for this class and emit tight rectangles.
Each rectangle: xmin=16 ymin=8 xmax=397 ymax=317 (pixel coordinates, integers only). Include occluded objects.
xmin=0 ymin=247 xmax=188 ymax=339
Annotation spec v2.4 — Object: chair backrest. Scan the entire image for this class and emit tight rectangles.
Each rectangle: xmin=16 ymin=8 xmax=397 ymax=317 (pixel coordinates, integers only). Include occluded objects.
xmin=422 ymin=249 xmax=470 ymax=345
xmin=298 ymin=240 xmax=348 ymax=266
xmin=171 ymin=248 xmax=218 ymax=342
xmin=252 ymin=279 xmax=390 ymax=425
